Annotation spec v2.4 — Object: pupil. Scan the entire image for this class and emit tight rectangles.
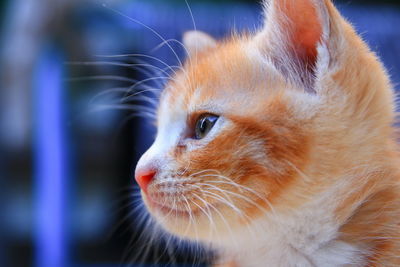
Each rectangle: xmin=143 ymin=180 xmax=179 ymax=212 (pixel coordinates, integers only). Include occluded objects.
xmin=200 ymin=118 xmax=208 ymax=132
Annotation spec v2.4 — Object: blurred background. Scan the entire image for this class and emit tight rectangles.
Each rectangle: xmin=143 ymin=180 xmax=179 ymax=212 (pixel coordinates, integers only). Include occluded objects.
xmin=1 ymin=0 xmax=399 ymax=266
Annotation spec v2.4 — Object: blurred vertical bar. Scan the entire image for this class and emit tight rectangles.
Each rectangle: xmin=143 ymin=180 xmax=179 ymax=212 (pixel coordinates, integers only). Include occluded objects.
xmin=33 ymin=45 xmax=68 ymax=267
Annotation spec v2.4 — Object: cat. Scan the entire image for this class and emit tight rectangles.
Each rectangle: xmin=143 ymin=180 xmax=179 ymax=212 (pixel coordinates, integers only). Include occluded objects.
xmin=134 ymin=0 xmax=400 ymax=266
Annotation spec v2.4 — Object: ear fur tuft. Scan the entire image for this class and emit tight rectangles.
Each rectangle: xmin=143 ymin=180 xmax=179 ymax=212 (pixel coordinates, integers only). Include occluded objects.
xmin=183 ymin=31 xmax=217 ymax=57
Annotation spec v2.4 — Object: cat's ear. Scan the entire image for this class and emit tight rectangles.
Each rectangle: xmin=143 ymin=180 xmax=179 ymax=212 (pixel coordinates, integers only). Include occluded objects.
xmin=256 ymin=0 xmax=333 ymax=87
xmin=183 ymin=31 xmax=217 ymax=57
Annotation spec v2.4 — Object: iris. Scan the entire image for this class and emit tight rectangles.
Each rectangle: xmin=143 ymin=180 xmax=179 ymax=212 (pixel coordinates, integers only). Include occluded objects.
xmin=194 ymin=114 xmax=219 ymax=139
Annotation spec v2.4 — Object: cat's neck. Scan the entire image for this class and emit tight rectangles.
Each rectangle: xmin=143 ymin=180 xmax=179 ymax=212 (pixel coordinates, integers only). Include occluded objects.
xmin=338 ymin=183 xmax=400 ymax=266
xmin=217 ymin=170 xmax=400 ymax=266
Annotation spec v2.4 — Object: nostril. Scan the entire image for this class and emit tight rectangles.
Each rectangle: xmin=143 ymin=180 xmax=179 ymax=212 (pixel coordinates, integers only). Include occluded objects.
xmin=135 ymin=169 xmax=156 ymax=193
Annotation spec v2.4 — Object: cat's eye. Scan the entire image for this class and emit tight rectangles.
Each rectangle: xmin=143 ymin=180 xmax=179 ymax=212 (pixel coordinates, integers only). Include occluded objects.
xmin=194 ymin=114 xmax=219 ymax=140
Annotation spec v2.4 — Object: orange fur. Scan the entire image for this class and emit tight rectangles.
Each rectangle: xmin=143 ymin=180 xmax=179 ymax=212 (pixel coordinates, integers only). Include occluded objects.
xmin=135 ymin=0 xmax=400 ymax=265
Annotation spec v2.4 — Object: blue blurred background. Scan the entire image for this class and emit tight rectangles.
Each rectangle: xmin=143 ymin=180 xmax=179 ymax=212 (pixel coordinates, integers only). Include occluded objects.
xmin=0 ymin=0 xmax=399 ymax=266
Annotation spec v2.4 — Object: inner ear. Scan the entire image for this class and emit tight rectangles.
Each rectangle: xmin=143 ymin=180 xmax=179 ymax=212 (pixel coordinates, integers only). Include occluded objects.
xmin=257 ymin=0 xmax=329 ymax=87
xmin=278 ymin=0 xmax=323 ymax=69
xmin=183 ymin=31 xmax=217 ymax=57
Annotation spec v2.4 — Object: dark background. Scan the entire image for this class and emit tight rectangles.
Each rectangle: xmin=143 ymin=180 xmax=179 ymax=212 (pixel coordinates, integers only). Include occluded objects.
xmin=1 ymin=0 xmax=399 ymax=266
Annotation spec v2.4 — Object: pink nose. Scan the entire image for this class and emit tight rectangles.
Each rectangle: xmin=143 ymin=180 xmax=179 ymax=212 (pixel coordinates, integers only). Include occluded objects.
xmin=135 ymin=169 xmax=156 ymax=193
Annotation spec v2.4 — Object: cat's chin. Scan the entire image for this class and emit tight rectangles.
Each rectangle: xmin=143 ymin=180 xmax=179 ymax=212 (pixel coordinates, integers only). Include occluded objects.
xmin=140 ymin=190 xmax=234 ymax=242
xmin=142 ymin=191 xmax=194 ymax=218
xmin=140 ymin=191 xmax=204 ymax=239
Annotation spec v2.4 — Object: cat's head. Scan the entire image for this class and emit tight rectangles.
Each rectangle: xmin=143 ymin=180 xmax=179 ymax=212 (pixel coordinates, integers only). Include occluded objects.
xmin=135 ymin=0 xmax=394 ymax=245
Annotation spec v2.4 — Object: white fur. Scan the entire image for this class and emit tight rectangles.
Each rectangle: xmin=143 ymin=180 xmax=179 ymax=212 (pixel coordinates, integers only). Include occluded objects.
xmin=214 ymin=176 xmax=369 ymax=266
xmin=136 ymin=96 xmax=186 ymax=171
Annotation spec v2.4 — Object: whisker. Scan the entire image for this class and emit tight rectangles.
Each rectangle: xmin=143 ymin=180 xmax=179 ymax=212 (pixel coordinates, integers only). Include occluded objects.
xmin=190 ymin=192 xmax=220 ymax=242
xmin=119 ymin=76 xmax=169 ymax=101
xmin=90 ymin=103 xmax=156 ymax=114
xmin=66 ymin=60 xmax=172 ymax=84
xmin=90 ymin=87 xmax=159 ymax=108
xmin=198 ymin=192 xmax=240 ymax=249
xmin=191 ymin=184 xmax=243 ymax=216
xmin=94 ymin=53 xmax=183 ymax=76
xmin=184 ymin=0 xmax=197 ymax=32
xmin=67 ymin=75 xmax=138 ymax=83
xmin=101 ymin=4 xmax=185 ymax=70
xmin=151 ymin=38 xmax=191 ymax=62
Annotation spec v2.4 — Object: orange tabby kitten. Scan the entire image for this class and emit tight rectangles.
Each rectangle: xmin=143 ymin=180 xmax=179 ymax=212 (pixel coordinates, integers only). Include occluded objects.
xmin=135 ymin=0 xmax=400 ymax=266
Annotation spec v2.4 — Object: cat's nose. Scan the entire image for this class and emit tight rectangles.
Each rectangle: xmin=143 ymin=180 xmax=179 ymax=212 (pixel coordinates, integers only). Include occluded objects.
xmin=135 ymin=168 xmax=156 ymax=193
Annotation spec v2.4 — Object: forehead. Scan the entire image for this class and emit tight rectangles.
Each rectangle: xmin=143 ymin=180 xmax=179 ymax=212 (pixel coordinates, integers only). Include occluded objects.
xmin=158 ymin=39 xmax=287 ymax=119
